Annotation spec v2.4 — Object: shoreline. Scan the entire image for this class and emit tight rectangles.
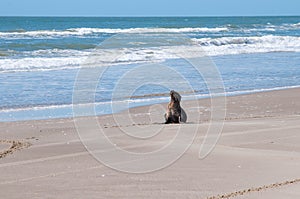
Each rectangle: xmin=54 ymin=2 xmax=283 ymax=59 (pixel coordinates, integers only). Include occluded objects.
xmin=1 ymin=84 xmax=300 ymax=122
xmin=1 ymin=87 xmax=300 ymax=198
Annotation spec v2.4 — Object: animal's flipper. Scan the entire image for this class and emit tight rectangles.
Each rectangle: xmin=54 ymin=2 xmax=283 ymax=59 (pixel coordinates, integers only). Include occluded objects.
xmin=164 ymin=113 xmax=167 ymax=123
xmin=180 ymin=108 xmax=187 ymax=123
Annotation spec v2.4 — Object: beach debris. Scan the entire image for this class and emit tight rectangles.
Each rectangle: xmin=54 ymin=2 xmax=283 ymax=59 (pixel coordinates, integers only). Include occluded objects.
xmin=207 ymin=178 xmax=300 ymax=199
xmin=0 ymin=140 xmax=31 ymax=159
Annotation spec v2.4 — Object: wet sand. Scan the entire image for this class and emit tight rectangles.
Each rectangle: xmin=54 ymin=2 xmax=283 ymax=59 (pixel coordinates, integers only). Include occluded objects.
xmin=1 ymin=88 xmax=300 ymax=198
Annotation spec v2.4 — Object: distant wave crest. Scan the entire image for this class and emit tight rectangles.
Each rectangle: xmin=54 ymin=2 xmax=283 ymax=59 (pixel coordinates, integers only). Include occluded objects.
xmin=0 ymin=27 xmax=228 ymax=39
xmin=1 ymin=21 xmax=299 ymax=39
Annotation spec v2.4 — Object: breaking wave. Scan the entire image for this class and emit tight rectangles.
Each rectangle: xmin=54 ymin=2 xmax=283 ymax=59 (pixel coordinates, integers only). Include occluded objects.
xmin=1 ymin=35 xmax=300 ymax=73
xmin=0 ymin=27 xmax=229 ymax=39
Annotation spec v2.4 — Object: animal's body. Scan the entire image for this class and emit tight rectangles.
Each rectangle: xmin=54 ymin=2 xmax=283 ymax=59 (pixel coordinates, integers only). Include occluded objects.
xmin=164 ymin=90 xmax=182 ymax=124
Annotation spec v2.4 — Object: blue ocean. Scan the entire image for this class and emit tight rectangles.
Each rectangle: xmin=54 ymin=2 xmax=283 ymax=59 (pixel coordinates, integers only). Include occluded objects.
xmin=0 ymin=16 xmax=300 ymax=121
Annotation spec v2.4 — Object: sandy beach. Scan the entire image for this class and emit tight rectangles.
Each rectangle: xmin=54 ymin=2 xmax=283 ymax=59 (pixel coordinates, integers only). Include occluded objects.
xmin=1 ymin=88 xmax=300 ymax=199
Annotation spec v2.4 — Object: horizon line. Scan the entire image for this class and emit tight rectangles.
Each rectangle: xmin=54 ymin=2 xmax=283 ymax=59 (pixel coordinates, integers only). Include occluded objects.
xmin=1 ymin=14 xmax=300 ymax=18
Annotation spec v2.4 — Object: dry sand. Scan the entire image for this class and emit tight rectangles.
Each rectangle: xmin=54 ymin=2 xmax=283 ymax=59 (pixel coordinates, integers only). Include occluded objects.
xmin=0 ymin=88 xmax=300 ymax=198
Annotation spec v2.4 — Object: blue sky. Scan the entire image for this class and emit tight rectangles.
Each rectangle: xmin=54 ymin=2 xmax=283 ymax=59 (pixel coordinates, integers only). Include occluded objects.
xmin=1 ymin=0 xmax=300 ymax=16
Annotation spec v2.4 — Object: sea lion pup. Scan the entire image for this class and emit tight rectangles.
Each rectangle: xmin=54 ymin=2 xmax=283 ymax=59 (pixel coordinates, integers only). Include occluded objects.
xmin=164 ymin=90 xmax=187 ymax=124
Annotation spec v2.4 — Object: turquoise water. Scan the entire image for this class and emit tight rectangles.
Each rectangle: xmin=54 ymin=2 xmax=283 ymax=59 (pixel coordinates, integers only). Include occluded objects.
xmin=0 ymin=17 xmax=300 ymax=121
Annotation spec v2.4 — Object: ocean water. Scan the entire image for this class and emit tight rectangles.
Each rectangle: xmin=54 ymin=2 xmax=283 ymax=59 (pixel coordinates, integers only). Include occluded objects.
xmin=0 ymin=16 xmax=300 ymax=121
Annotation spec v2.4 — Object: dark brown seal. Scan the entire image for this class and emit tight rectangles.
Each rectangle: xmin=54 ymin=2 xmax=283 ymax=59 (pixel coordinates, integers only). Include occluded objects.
xmin=164 ymin=90 xmax=187 ymax=124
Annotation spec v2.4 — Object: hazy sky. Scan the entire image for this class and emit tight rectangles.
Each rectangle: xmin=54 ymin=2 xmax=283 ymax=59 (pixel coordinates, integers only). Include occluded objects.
xmin=1 ymin=0 xmax=300 ymax=16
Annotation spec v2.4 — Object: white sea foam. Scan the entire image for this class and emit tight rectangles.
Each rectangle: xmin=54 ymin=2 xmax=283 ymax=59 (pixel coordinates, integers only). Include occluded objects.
xmin=278 ymin=22 xmax=300 ymax=30
xmin=0 ymin=48 xmax=169 ymax=73
xmin=68 ymin=27 xmax=229 ymax=34
xmin=0 ymin=56 xmax=84 ymax=72
xmin=236 ymin=22 xmax=300 ymax=33
xmin=193 ymin=35 xmax=300 ymax=56
xmin=0 ymin=27 xmax=229 ymax=39
xmin=1 ymin=35 xmax=300 ymax=73
xmin=1 ymin=22 xmax=299 ymax=39
xmin=291 ymin=22 xmax=300 ymax=27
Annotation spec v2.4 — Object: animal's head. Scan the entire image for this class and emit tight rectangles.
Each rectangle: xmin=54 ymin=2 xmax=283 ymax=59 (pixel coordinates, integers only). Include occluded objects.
xmin=170 ymin=90 xmax=181 ymax=102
